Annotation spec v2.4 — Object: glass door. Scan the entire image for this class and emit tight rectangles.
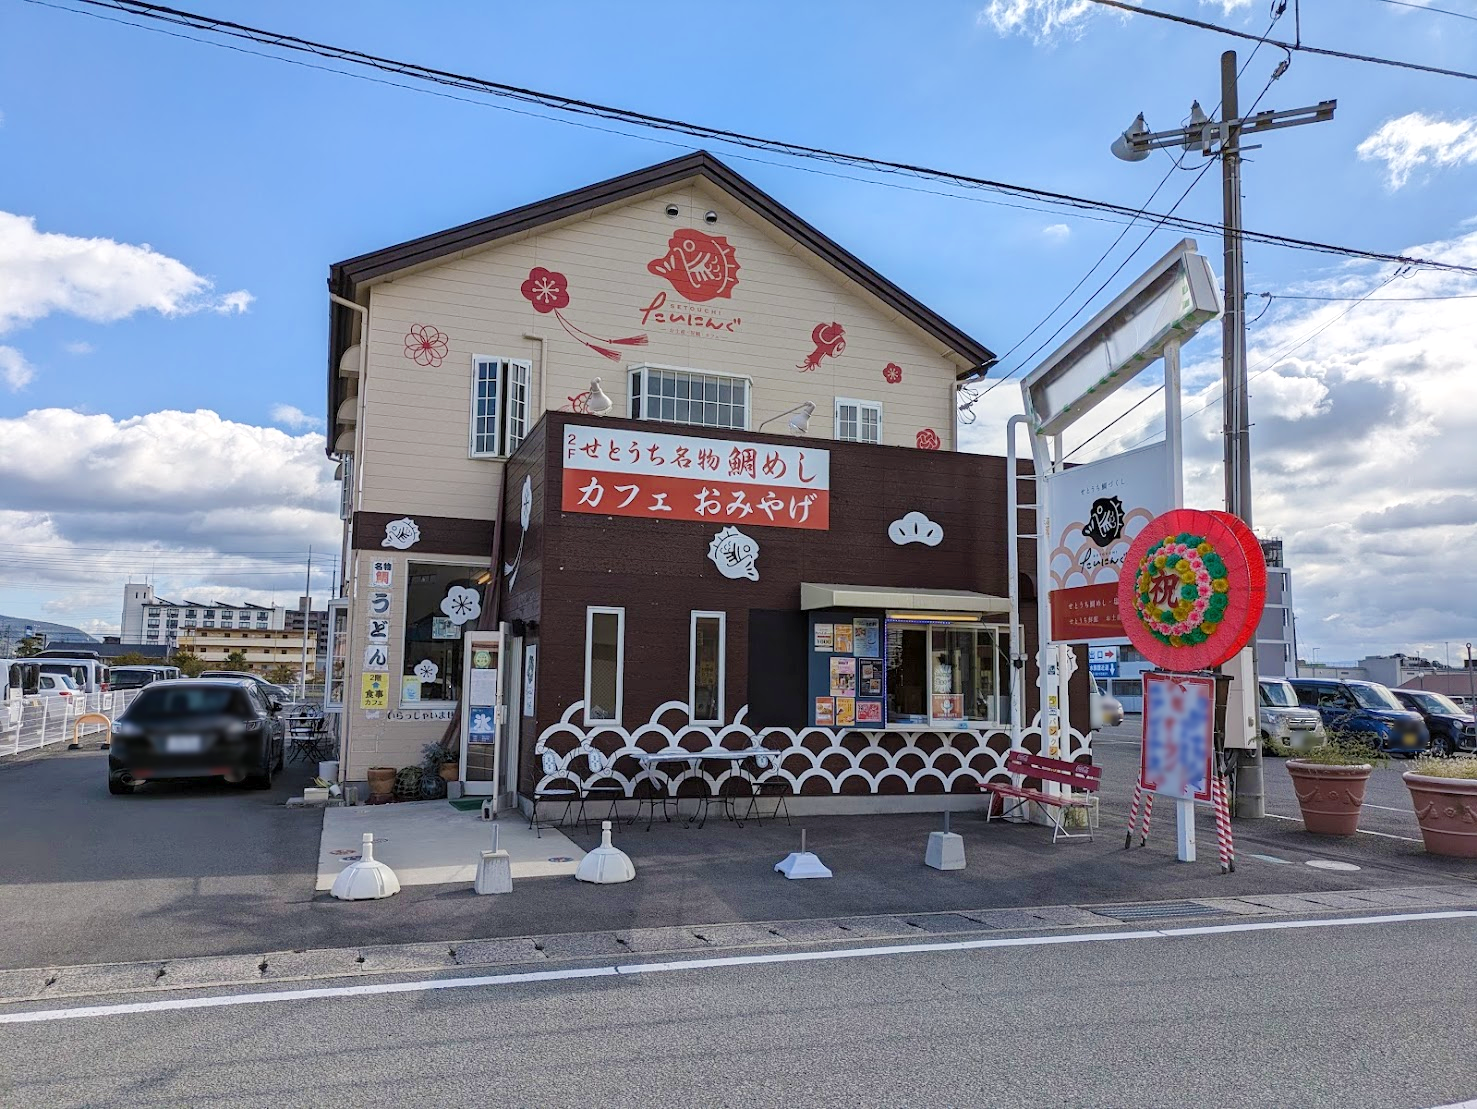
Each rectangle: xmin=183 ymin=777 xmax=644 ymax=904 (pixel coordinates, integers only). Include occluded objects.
xmin=459 ymin=630 xmax=503 ymax=799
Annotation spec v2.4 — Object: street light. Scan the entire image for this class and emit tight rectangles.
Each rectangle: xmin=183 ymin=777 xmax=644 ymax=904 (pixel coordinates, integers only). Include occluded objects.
xmin=758 ymin=401 xmax=815 ymax=435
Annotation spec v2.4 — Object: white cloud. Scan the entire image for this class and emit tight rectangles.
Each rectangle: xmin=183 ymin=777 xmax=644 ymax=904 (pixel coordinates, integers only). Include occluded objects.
xmin=271 ymin=403 xmax=324 ymax=431
xmin=1357 ymin=113 xmax=1477 ymax=189
xmin=960 ymin=226 xmax=1477 ymax=659
xmin=1041 ymin=223 xmax=1071 ymax=244
xmin=0 ymin=409 xmax=341 ymax=630
xmin=0 ymin=346 xmax=35 ymax=391
xmin=215 ymin=290 xmax=255 ymax=315
xmin=977 ymin=0 xmax=1247 ymax=41
xmin=63 ymin=340 xmax=94 ymax=356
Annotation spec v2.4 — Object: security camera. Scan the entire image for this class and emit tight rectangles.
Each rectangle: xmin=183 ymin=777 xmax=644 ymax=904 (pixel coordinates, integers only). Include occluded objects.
xmin=704 ymin=210 xmax=718 ymax=224
xmin=665 ymin=204 xmax=680 ymax=218
xmin=1110 ymin=113 xmax=1151 ymax=163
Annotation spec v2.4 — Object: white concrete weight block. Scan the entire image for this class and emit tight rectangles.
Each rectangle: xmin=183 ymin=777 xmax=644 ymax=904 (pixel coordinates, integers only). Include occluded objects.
xmin=575 ymin=820 xmax=636 ymax=884
xmin=330 ymin=833 xmax=400 ymax=900
xmin=774 ymin=851 xmax=832 ymax=879
xmin=925 ymin=831 xmax=966 ymax=871
xmin=474 ymin=849 xmax=513 ymax=894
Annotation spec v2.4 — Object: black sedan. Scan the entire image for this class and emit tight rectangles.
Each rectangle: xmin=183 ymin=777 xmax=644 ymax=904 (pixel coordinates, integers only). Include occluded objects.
xmin=108 ymin=679 xmax=285 ymax=795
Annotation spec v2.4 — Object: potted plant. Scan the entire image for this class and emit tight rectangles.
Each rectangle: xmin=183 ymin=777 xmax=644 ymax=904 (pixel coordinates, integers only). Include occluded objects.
xmin=422 ymin=741 xmax=458 ymax=782
xmin=366 ymin=766 xmax=396 ymax=799
xmin=1286 ymin=734 xmax=1385 ymax=836
xmin=1403 ymin=755 xmax=1477 ymax=858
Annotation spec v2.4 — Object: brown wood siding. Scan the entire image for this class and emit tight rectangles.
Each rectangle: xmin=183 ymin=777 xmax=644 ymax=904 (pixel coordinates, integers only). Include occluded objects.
xmin=507 ymin=410 xmax=1087 ymax=792
xmin=351 ymin=512 xmax=495 ymax=556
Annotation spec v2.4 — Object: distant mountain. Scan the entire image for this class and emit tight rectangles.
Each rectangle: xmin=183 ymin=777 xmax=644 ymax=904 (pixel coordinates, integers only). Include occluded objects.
xmin=0 ymin=615 xmax=97 ymax=652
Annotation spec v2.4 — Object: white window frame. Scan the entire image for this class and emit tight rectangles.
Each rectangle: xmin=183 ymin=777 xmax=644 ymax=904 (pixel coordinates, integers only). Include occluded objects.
xmin=627 ymin=363 xmax=752 ymax=431
xmin=583 ymin=606 xmax=626 ymax=727
xmin=688 ymin=610 xmax=726 ymax=726
xmin=469 ymin=356 xmax=533 ymax=459
xmin=835 ymin=397 xmax=883 ymax=444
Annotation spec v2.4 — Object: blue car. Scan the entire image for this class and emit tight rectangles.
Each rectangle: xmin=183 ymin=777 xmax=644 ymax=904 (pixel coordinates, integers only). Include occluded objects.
xmin=1289 ymin=678 xmax=1431 ymax=756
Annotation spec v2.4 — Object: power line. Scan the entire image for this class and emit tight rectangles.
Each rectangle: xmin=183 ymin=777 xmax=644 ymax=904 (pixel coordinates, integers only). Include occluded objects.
xmin=1369 ymin=0 xmax=1477 ymax=23
xmin=1083 ymin=0 xmax=1477 ymax=81
xmin=1252 ymin=290 xmax=1477 ymax=302
xmin=22 ymin=0 xmax=1477 ymax=281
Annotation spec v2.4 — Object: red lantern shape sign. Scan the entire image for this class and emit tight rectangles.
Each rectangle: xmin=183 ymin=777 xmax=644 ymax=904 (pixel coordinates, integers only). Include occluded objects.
xmin=1116 ymin=508 xmax=1267 ymax=671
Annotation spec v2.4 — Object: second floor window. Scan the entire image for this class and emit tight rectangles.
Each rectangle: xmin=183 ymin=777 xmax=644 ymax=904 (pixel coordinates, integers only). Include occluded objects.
xmin=629 ymin=365 xmax=748 ymax=431
xmin=835 ymin=398 xmax=882 ymax=444
xmin=470 ymin=356 xmax=532 ymax=458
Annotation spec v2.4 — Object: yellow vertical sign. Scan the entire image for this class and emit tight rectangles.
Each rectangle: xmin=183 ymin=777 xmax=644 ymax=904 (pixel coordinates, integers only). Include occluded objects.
xmin=361 ymin=672 xmax=388 ymax=710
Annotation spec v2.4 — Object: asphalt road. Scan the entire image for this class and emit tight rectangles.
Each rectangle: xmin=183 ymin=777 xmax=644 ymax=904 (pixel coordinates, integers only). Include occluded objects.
xmin=3 ymin=912 xmax=1474 ymax=1108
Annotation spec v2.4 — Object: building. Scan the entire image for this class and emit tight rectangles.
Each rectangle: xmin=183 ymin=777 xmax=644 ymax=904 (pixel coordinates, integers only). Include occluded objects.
xmin=121 ymin=583 xmax=285 ymax=647
xmin=175 ymin=628 xmax=317 ymax=675
xmin=284 ymin=598 xmax=330 ymax=658
xmin=43 ymin=640 xmax=171 ymax=661
xmin=324 ymin=151 xmax=1088 ymax=799
xmin=1255 ymin=538 xmax=1299 ymax=679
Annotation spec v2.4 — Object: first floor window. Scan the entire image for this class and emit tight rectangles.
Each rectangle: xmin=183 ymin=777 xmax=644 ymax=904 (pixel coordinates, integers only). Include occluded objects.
xmin=835 ymin=398 xmax=882 ymax=444
xmin=629 ymin=365 xmax=749 ymax=430
xmin=689 ymin=611 xmax=726 ymax=724
xmin=470 ymin=356 xmax=532 ymax=458
xmin=885 ymin=622 xmax=1010 ymax=725
xmin=584 ymin=607 xmax=625 ymax=725
xmin=401 ymin=562 xmax=491 ymax=706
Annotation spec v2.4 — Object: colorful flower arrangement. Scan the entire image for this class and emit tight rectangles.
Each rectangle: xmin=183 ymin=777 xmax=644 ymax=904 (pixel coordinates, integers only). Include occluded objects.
xmin=1131 ymin=531 xmax=1231 ymax=647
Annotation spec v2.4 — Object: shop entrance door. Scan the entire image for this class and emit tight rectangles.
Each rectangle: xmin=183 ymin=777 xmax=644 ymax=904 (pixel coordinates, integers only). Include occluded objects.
xmin=459 ymin=630 xmax=503 ymax=799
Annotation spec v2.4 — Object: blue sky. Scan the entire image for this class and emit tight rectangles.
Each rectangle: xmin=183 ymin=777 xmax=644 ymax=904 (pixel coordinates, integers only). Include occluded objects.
xmin=2 ymin=0 xmax=1476 ymax=658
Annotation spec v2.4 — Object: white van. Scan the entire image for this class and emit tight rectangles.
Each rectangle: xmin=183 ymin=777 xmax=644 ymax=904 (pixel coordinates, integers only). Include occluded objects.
xmin=36 ymin=658 xmax=110 ymax=695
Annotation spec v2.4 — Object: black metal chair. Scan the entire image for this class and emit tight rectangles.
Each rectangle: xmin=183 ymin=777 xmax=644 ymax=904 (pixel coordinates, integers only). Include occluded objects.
xmin=744 ymin=754 xmax=792 ymax=826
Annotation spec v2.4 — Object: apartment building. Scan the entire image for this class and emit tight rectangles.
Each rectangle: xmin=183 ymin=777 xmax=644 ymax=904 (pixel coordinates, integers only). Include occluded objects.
xmin=121 ymin=583 xmax=285 ymax=647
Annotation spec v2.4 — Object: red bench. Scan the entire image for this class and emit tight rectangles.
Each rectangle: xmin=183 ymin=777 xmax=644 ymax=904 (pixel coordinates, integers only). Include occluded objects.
xmin=981 ymin=749 xmax=1102 ymax=843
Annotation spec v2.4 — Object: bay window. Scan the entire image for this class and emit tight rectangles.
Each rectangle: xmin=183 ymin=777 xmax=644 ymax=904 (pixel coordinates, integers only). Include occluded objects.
xmin=629 ymin=364 xmax=749 ymax=430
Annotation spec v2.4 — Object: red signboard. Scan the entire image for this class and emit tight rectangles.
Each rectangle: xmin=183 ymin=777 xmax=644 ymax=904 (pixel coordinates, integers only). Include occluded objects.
xmin=1050 ymin=582 xmax=1121 ymax=642
xmin=561 ymin=424 xmax=831 ymax=530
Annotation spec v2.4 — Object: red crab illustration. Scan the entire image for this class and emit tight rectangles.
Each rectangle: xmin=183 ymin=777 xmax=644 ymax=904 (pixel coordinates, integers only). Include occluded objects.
xmin=796 ymin=322 xmax=846 ymax=372
xmin=404 ymin=323 xmax=449 ymax=368
xmin=916 ymin=428 xmax=941 ymax=451
xmin=647 ymin=229 xmax=740 ymax=302
xmin=883 ymin=362 xmax=903 ymax=384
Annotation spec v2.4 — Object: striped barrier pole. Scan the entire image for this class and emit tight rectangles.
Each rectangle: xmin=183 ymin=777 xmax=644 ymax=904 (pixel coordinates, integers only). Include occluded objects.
xmin=1138 ymin=791 xmax=1154 ymax=847
xmin=1212 ymin=771 xmax=1235 ymax=874
xmin=1125 ymin=778 xmax=1145 ymax=849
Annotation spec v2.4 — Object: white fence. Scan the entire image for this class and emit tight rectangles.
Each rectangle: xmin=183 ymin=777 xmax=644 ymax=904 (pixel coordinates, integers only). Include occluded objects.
xmin=0 ymin=691 xmax=140 ymax=759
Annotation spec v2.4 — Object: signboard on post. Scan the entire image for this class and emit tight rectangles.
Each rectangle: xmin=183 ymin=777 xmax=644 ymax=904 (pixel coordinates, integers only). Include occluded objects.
xmin=1141 ymin=671 xmax=1215 ymax=803
xmin=1088 ymin=645 xmax=1120 ymax=680
xmin=1044 ymin=442 xmax=1169 ymax=642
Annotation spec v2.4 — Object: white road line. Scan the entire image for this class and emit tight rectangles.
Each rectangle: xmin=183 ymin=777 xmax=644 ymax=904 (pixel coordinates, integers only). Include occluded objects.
xmin=1262 ymin=812 xmax=1423 ymax=843
xmin=1360 ymin=803 xmax=1414 ymax=813
xmin=2 ymin=910 xmax=1473 ymax=1026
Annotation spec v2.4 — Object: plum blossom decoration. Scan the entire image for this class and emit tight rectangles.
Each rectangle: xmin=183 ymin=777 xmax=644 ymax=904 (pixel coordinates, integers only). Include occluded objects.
xmin=440 ymin=585 xmax=482 ymax=626
xmin=404 ymin=324 xmax=449 ymax=368
xmin=519 ymin=266 xmax=646 ymax=362
xmin=916 ymin=428 xmax=941 ymax=451
xmin=413 ymin=659 xmax=440 ymax=684
xmin=883 ymin=362 xmax=903 ymax=384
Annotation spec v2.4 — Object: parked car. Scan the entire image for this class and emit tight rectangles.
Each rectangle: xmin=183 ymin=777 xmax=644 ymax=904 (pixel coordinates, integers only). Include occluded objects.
xmin=36 ymin=672 xmax=81 ymax=702
xmin=1288 ymin=677 xmax=1432 ymax=756
xmin=110 ymin=665 xmax=166 ymax=691
xmin=1090 ymin=674 xmax=1125 ymax=729
xmin=107 ymin=679 xmax=286 ymax=795
xmin=36 ymin=657 xmax=110 ymax=694
xmin=1392 ymin=688 xmax=1477 ymax=757
xmin=197 ymin=670 xmax=293 ymax=703
xmin=1258 ymin=677 xmax=1326 ymax=752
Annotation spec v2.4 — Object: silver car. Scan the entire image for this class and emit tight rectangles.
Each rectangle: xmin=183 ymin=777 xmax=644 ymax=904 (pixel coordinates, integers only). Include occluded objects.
xmin=1259 ymin=677 xmax=1326 ymax=751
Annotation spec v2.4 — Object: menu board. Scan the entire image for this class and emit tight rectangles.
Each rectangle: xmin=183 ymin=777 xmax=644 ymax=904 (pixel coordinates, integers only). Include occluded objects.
xmin=809 ymin=610 xmax=886 ymax=728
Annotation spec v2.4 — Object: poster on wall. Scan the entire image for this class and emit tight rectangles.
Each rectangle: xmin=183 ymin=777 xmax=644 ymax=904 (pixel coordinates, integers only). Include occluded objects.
xmin=815 ymin=697 xmax=835 ymax=726
xmin=562 ymin=424 xmax=831 ymax=530
xmin=432 ymin=617 xmax=458 ymax=640
xmin=367 ymin=619 xmax=390 ymax=646
xmin=1042 ymin=440 xmax=1169 ymax=642
xmin=523 ymin=644 xmax=537 ymax=716
xmin=401 ymin=677 xmax=421 ymax=703
xmin=469 ymin=707 xmax=497 ymax=740
xmin=361 ymin=672 xmax=388 ymax=710
xmin=372 ymin=560 xmax=393 ymax=588
xmin=833 ymin=624 xmax=854 ymax=653
xmin=369 ymin=591 xmax=391 ymax=616
xmin=854 ymin=618 xmax=881 ymax=658
xmin=829 ymin=656 xmax=856 ymax=697
xmin=859 ymin=659 xmax=883 ymax=697
xmin=856 ymin=700 xmax=883 ymax=724
xmin=835 ymin=697 xmax=856 ymax=726
xmin=931 ymin=693 xmax=963 ymax=720
xmin=813 ymin=624 xmax=834 ymax=651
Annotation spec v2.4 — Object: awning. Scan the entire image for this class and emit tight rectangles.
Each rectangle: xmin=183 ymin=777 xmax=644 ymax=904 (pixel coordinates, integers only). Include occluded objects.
xmin=800 ymin=583 xmax=1012 ymax=615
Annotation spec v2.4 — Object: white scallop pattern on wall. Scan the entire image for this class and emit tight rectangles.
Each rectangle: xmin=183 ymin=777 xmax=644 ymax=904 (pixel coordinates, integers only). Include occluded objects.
xmin=531 ymin=700 xmax=1092 ymax=799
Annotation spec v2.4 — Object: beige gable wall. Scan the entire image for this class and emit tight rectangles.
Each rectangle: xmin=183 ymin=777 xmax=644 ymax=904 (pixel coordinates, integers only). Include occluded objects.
xmin=355 ymin=181 xmax=970 ymax=520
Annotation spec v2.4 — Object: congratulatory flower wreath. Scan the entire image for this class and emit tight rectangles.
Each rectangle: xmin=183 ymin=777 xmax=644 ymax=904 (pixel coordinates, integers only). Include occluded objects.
xmin=1131 ymin=532 xmax=1231 ymax=647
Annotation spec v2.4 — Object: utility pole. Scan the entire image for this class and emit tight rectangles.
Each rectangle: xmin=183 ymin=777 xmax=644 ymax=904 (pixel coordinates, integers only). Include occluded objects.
xmin=1112 ymin=52 xmax=1334 ymax=818
xmin=300 ymin=545 xmax=313 ymax=702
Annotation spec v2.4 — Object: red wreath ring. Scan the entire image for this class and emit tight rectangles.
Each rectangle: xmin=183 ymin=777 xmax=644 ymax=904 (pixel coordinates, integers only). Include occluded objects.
xmin=1116 ymin=508 xmax=1267 ymax=671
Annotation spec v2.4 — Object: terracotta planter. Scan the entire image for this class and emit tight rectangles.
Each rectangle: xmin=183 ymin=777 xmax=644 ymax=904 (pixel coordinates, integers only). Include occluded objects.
xmin=1286 ymin=759 xmax=1372 ymax=835
xmin=1403 ymin=772 xmax=1477 ymax=858
xmin=438 ymin=762 xmax=459 ymax=782
xmin=366 ymin=766 xmax=396 ymax=798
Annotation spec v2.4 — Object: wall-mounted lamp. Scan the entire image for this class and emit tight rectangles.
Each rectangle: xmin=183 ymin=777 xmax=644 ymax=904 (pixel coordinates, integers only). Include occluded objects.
xmin=587 ymin=378 xmax=613 ymax=416
xmin=757 ymin=401 xmax=815 ymax=435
